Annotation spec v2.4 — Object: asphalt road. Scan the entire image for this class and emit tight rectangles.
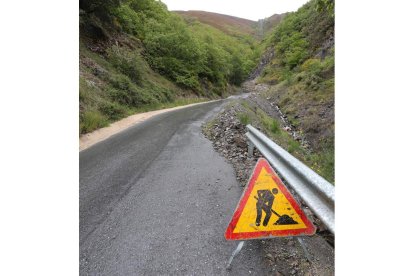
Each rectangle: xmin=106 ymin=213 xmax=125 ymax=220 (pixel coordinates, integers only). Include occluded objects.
xmin=79 ymin=100 xmax=268 ymax=275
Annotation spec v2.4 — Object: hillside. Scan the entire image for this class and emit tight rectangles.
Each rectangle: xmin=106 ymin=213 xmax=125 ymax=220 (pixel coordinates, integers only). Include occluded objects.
xmin=174 ymin=10 xmax=256 ymax=37
xmin=257 ymin=13 xmax=288 ymax=35
xmin=175 ymin=10 xmax=286 ymax=39
xmin=79 ymin=0 xmax=259 ymax=134
xmin=257 ymin=0 xmax=335 ymax=181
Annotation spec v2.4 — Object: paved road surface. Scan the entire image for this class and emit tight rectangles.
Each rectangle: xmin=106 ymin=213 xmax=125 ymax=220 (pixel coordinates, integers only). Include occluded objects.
xmin=80 ymin=100 xmax=268 ymax=275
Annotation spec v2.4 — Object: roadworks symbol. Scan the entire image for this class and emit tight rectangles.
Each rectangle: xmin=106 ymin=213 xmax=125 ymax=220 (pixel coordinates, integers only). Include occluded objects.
xmin=225 ymin=158 xmax=316 ymax=240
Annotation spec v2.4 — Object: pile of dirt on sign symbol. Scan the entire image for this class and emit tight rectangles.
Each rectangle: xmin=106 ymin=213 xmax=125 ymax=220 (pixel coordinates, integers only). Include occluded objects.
xmin=275 ymin=215 xmax=298 ymax=225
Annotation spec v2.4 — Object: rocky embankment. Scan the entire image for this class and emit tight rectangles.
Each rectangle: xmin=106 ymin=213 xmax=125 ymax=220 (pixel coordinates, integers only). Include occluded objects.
xmin=202 ymin=101 xmax=258 ymax=186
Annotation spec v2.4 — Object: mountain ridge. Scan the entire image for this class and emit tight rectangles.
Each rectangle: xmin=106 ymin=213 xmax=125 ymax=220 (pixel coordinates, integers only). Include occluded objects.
xmin=174 ymin=10 xmax=256 ymax=36
xmin=174 ymin=10 xmax=286 ymax=38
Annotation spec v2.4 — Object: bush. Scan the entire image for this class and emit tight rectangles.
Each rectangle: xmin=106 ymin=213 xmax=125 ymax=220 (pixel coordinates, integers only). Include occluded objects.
xmin=175 ymin=74 xmax=201 ymax=90
xmin=287 ymin=140 xmax=301 ymax=154
xmin=107 ymin=46 xmax=143 ymax=84
xmin=237 ymin=113 xmax=250 ymax=125
xmin=270 ymin=120 xmax=280 ymax=134
xmin=147 ymin=84 xmax=174 ymax=102
xmin=113 ymin=4 xmax=145 ymax=37
xmin=301 ymin=58 xmax=322 ymax=72
xmin=109 ymin=73 xmax=131 ymax=90
xmin=108 ymin=76 xmax=142 ymax=106
xmin=108 ymin=87 xmax=138 ymax=106
xmin=80 ymin=110 xmax=108 ymax=133
xmin=99 ymin=101 xmax=127 ymax=120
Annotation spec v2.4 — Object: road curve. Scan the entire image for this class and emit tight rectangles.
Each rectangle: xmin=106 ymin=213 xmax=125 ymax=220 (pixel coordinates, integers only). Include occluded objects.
xmin=80 ymin=100 xmax=268 ymax=275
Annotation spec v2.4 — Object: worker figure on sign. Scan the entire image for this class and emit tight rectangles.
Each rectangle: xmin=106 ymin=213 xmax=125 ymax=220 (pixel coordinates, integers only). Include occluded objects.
xmin=255 ymin=188 xmax=278 ymax=227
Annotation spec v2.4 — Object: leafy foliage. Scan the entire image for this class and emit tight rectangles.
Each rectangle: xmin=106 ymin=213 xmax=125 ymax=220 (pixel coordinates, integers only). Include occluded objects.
xmin=316 ymin=0 xmax=334 ymax=15
xmin=107 ymin=45 xmax=143 ymax=84
xmin=261 ymin=0 xmax=334 ymax=82
xmin=113 ymin=0 xmax=257 ymax=92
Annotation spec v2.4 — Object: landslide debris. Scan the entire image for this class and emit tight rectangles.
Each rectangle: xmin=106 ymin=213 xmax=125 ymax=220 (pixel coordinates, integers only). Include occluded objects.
xmin=202 ymin=102 xmax=261 ymax=186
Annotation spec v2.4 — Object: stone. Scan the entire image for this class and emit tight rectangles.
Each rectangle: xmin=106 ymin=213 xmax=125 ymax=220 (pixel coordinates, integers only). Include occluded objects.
xmin=233 ymin=136 xmax=246 ymax=148
xmin=265 ymin=253 xmax=274 ymax=262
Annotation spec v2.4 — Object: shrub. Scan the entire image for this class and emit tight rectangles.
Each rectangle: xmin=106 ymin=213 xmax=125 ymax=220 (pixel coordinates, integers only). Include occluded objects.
xmin=113 ymin=3 xmax=145 ymax=37
xmin=99 ymin=101 xmax=127 ymax=120
xmin=285 ymin=47 xmax=309 ymax=69
xmin=108 ymin=87 xmax=138 ymax=106
xmin=270 ymin=120 xmax=281 ymax=134
xmin=287 ymin=140 xmax=301 ymax=154
xmin=109 ymin=73 xmax=131 ymax=90
xmin=80 ymin=110 xmax=108 ymax=133
xmin=147 ymin=84 xmax=174 ymax=103
xmin=108 ymin=74 xmax=154 ymax=106
xmin=237 ymin=113 xmax=250 ymax=125
xmin=107 ymin=46 xmax=143 ymax=84
xmin=301 ymin=58 xmax=322 ymax=72
xmin=175 ymin=74 xmax=200 ymax=90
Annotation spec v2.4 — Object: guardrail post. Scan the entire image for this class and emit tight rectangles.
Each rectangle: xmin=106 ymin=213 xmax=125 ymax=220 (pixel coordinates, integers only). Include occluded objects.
xmin=247 ymin=140 xmax=254 ymax=157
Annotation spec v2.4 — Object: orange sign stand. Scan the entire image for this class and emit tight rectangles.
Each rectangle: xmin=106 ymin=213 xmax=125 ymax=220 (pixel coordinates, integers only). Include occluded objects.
xmin=225 ymin=158 xmax=316 ymax=240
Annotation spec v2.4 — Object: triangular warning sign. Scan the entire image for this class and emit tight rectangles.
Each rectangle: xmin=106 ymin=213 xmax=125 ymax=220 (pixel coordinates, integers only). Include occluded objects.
xmin=225 ymin=158 xmax=315 ymax=240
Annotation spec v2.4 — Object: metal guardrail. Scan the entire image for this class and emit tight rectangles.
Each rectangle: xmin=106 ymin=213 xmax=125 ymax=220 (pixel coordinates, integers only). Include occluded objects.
xmin=246 ymin=124 xmax=335 ymax=234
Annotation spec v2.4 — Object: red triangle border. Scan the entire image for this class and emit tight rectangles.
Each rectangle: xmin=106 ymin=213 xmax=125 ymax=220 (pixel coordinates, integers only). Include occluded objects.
xmin=225 ymin=158 xmax=316 ymax=240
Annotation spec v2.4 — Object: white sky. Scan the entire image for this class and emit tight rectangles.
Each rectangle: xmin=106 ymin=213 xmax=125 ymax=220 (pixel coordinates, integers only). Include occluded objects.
xmin=161 ymin=0 xmax=310 ymax=21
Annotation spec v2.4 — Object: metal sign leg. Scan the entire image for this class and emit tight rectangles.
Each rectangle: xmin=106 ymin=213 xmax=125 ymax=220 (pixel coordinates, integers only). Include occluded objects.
xmin=247 ymin=141 xmax=254 ymax=157
xmin=296 ymin=237 xmax=312 ymax=262
xmin=226 ymin=241 xmax=245 ymax=270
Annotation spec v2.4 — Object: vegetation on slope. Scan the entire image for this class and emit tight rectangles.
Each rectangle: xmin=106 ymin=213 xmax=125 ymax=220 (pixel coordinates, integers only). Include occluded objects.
xmin=181 ymin=18 xmax=260 ymax=89
xmin=257 ymin=0 xmax=335 ymax=182
xmin=79 ymin=0 xmax=258 ymax=134
xmin=175 ymin=10 xmax=256 ymax=37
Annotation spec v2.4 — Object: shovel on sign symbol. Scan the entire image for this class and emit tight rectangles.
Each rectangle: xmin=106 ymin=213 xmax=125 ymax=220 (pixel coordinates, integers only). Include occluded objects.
xmin=254 ymin=196 xmax=298 ymax=225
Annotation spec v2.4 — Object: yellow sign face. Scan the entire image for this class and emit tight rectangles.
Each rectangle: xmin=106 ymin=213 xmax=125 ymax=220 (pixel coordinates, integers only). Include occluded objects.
xmin=225 ymin=158 xmax=315 ymax=240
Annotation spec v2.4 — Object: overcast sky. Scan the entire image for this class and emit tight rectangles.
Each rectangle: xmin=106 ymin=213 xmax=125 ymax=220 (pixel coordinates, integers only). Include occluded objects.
xmin=161 ymin=0 xmax=310 ymax=21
